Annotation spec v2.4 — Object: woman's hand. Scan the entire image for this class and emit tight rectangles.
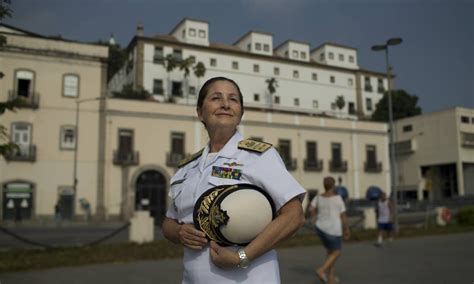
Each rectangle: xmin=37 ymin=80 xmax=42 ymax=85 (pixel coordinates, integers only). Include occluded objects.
xmin=343 ymin=227 xmax=351 ymax=241
xmin=209 ymin=241 xmax=240 ymax=269
xmin=178 ymin=223 xmax=208 ymax=250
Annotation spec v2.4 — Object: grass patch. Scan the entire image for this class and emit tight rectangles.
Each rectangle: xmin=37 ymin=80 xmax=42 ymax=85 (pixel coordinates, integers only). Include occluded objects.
xmin=1 ymin=225 xmax=473 ymax=273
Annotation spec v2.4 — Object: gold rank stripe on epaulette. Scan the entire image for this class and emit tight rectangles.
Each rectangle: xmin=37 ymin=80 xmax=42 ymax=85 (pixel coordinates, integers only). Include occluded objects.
xmin=238 ymin=139 xmax=272 ymax=153
xmin=178 ymin=148 xmax=204 ymax=168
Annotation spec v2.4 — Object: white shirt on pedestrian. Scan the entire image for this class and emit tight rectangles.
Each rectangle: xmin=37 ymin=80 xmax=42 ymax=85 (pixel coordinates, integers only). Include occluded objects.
xmin=311 ymin=194 xmax=346 ymax=236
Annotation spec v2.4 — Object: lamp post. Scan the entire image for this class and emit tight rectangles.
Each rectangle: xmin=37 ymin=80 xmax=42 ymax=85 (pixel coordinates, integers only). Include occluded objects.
xmin=72 ymin=97 xmax=106 ymax=212
xmin=371 ymin=37 xmax=403 ymax=232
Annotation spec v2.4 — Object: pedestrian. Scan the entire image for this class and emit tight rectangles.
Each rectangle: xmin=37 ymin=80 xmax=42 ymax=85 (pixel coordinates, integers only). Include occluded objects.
xmin=309 ymin=176 xmax=350 ymax=284
xmin=161 ymin=76 xmax=306 ymax=283
xmin=375 ymin=191 xmax=394 ymax=247
xmin=54 ymin=202 xmax=61 ymax=223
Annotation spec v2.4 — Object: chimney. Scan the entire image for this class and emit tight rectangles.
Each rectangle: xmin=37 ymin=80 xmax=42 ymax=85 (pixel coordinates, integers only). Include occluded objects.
xmin=136 ymin=22 xmax=144 ymax=37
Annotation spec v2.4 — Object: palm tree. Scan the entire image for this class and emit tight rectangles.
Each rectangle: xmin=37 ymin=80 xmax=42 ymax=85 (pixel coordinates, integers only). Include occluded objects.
xmin=335 ymin=95 xmax=346 ymax=118
xmin=165 ymin=54 xmax=177 ymax=102
xmin=179 ymin=56 xmax=194 ymax=104
xmin=193 ymin=61 xmax=206 ymax=92
xmin=265 ymin=77 xmax=278 ymax=108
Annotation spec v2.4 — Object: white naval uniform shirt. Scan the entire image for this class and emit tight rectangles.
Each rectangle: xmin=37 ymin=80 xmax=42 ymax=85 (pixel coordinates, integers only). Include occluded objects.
xmin=166 ymin=131 xmax=306 ymax=284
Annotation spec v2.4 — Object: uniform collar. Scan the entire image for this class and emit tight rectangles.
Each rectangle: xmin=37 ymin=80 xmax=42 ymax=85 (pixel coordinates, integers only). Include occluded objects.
xmin=199 ymin=130 xmax=242 ymax=171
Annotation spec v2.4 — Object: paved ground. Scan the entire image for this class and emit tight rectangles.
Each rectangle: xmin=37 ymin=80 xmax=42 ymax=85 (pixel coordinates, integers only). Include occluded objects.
xmin=1 ymin=232 xmax=472 ymax=284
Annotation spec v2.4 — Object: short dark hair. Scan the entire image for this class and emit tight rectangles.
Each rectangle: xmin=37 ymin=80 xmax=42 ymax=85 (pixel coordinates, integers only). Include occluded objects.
xmin=197 ymin=77 xmax=244 ymax=114
xmin=323 ymin=176 xmax=335 ymax=191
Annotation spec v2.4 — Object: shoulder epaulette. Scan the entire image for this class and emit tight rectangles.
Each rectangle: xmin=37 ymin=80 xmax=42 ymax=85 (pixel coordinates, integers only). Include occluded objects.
xmin=178 ymin=148 xmax=204 ymax=168
xmin=238 ymin=139 xmax=272 ymax=153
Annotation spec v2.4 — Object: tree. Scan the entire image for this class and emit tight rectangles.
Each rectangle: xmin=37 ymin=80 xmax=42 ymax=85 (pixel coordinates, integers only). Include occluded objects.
xmin=112 ymin=83 xmax=151 ymax=101
xmin=371 ymin=89 xmax=422 ymax=122
xmin=265 ymin=77 xmax=278 ymax=107
xmin=335 ymin=95 xmax=345 ymax=117
xmin=107 ymin=44 xmax=127 ymax=82
xmin=179 ymin=56 xmax=194 ymax=104
xmin=165 ymin=54 xmax=178 ymax=101
xmin=193 ymin=61 xmax=206 ymax=92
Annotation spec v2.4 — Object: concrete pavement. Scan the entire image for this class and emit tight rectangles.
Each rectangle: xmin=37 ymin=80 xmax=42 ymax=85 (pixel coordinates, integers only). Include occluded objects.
xmin=1 ymin=232 xmax=473 ymax=283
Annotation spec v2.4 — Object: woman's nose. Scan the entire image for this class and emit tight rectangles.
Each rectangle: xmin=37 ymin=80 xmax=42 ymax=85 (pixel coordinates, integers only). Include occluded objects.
xmin=221 ymin=97 xmax=230 ymax=109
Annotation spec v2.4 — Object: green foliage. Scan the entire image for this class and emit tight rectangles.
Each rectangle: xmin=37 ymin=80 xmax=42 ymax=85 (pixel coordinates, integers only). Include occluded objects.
xmin=165 ymin=54 xmax=178 ymax=72
xmin=112 ymin=84 xmax=151 ymax=101
xmin=457 ymin=206 xmax=474 ymax=226
xmin=179 ymin=56 xmax=194 ymax=78
xmin=0 ymin=0 xmax=11 ymax=21
xmin=371 ymin=89 xmax=422 ymax=122
xmin=265 ymin=77 xmax=278 ymax=95
xmin=108 ymin=44 xmax=127 ymax=81
xmin=193 ymin=61 xmax=206 ymax=79
xmin=335 ymin=95 xmax=345 ymax=110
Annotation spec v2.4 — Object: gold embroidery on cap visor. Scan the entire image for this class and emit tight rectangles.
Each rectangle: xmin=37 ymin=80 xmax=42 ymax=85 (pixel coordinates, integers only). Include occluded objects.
xmin=193 ymin=183 xmax=276 ymax=246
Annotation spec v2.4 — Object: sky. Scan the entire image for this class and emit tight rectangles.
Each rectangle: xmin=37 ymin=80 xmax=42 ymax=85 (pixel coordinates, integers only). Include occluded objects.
xmin=4 ymin=0 xmax=474 ymax=113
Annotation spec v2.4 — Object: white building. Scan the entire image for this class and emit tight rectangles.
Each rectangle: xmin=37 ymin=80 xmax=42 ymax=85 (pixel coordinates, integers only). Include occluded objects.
xmin=393 ymin=107 xmax=474 ymax=201
xmin=109 ymin=18 xmax=389 ymax=120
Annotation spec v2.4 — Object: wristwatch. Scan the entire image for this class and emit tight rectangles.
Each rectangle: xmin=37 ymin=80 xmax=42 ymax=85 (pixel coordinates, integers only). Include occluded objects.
xmin=237 ymin=248 xmax=250 ymax=269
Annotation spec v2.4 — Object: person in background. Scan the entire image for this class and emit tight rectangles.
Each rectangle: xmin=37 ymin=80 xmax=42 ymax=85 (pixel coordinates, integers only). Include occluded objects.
xmin=375 ymin=191 xmax=394 ymax=247
xmin=310 ymin=176 xmax=350 ymax=284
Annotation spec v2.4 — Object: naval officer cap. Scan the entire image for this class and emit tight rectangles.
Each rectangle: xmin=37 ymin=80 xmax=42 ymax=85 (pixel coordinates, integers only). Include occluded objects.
xmin=193 ymin=183 xmax=276 ymax=246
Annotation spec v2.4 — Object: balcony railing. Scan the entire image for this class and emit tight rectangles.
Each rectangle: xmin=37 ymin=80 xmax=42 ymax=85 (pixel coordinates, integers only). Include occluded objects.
xmin=4 ymin=145 xmax=37 ymax=162
xmin=364 ymin=85 xmax=373 ymax=92
xmin=329 ymin=160 xmax=348 ymax=172
xmin=113 ymin=150 xmax=139 ymax=166
xmin=166 ymin=152 xmax=186 ymax=167
xmin=364 ymin=161 xmax=383 ymax=173
xmin=304 ymin=159 xmax=323 ymax=172
xmin=8 ymin=90 xmax=40 ymax=109
xmin=283 ymin=158 xmax=297 ymax=171
xmin=377 ymin=87 xmax=385 ymax=94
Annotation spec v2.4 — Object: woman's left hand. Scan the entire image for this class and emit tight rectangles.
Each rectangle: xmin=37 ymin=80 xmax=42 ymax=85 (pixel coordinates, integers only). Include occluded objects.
xmin=209 ymin=241 xmax=240 ymax=269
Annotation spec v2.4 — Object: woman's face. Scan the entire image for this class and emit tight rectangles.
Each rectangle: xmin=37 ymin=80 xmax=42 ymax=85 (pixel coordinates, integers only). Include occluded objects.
xmin=197 ymin=80 xmax=243 ymax=131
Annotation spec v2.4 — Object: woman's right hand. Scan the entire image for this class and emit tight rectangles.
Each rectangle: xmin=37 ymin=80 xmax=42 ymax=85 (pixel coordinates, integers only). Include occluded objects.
xmin=178 ymin=223 xmax=208 ymax=250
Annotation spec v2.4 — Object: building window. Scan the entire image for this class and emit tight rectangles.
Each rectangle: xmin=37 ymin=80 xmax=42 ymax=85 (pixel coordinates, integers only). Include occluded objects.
xmin=153 ymin=46 xmax=164 ymax=64
xmin=254 ymin=93 xmax=260 ymax=102
xmin=172 ymin=49 xmax=182 ymax=62
xmin=312 ymin=73 xmax=318 ymax=81
xmin=306 ymin=141 xmax=318 ymax=162
xmin=328 ymin=52 xmax=334 ymax=60
xmin=330 ymin=76 xmax=336 ymax=83
xmin=339 ymin=54 xmax=344 ymax=61
xmin=274 ymin=96 xmax=280 ymax=104
xmin=331 ymin=143 xmax=343 ymax=167
xmin=117 ymin=129 xmax=134 ymax=160
xmin=253 ymin=64 xmax=260 ymax=73
xmin=348 ymin=102 xmax=356 ymax=115
xmin=349 ymin=55 xmax=354 ymax=63
xmin=198 ymin=30 xmax=206 ymax=38
xmin=210 ymin=58 xmax=217 ymax=67
xmin=172 ymin=81 xmax=183 ymax=97
xmin=278 ymin=139 xmax=294 ymax=170
xmin=247 ymin=43 xmax=251 ymax=51
xmin=377 ymin=78 xmax=385 ymax=93
xmin=366 ymin=145 xmax=377 ymax=168
xmin=301 ymin=52 xmax=307 ymax=59
xmin=63 ymin=74 xmax=79 ymax=97
xmin=293 ymin=70 xmax=299 ymax=79
xmin=189 ymin=28 xmax=196 ymax=37
xmin=403 ymin=125 xmax=413 ymax=132
xmin=10 ymin=122 xmax=33 ymax=158
xmin=461 ymin=116 xmax=469 ymax=123
xmin=274 ymin=67 xmax=280 ymax=76
xmin=331 ymin=103 xmax=336 ymax=110
xmin=320 ymin=53 xmax=325 ymax=61
xmin=153 ymin=79 xmax=164 ymax=95
xmin=255 ymin=43 xmax=262 ymax=51
xmin=364 ymin=76 xmax=373 ymax=92
xmin=232 ymin=61 xmax=239 ymax=70
xmin=263 ymin=44 xmax=270 ymax=52
xmin=60 ymin=125 xmax=76 ymax=150
xmin=292 ymin=50 xmax=299 ymax=58
xmin=366 ymin=98 xmax=373 ymax=111
xmin=348 ymin=78 xmax=354 ymax=86
xmin=189 ymin=86 xmax=196 ymax=95
xmin=313 ymin=100 xmax=319 ymax=109
xmin=171 ymin=132 xmax=185 ymax=156
xmin=294 ymin=98 xmax=300 ymax=106
xmin=285 ymin=51 xmax=289 ymax=57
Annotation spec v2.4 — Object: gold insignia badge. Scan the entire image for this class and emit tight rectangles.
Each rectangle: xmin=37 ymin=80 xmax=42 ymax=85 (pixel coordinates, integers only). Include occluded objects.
xmin=238 ymin=139 xmax=272 ymax=153
xmin=177 ymin=148 xmax=204 ymax=168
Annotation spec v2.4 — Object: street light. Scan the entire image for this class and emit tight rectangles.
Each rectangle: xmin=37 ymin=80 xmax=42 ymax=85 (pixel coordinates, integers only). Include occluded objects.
xmin=371 ymin=37 xmax=403 ymax=232
xmin=72 ymin=97 xmax=106 ymax=214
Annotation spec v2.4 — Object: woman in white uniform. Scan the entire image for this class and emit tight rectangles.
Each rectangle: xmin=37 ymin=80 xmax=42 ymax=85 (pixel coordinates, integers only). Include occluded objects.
xmin=162 ymin=77 xmax=306 ymax=283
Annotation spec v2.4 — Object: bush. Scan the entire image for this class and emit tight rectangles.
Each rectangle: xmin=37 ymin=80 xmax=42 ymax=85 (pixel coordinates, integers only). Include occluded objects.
xmin=457 ymin=206 xmax=474 ymax=226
